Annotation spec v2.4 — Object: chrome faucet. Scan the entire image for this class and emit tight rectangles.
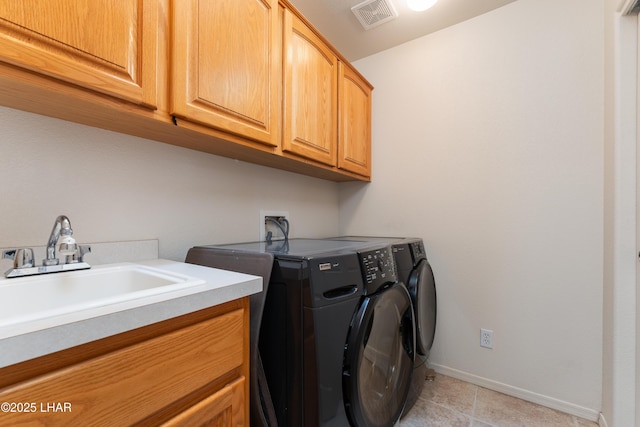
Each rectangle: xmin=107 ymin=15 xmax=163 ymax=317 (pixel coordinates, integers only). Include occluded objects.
xmin=3 ymin=214 xmax=91 ymax=278
xmin=44 ymin=215 xmax=77 ymax=266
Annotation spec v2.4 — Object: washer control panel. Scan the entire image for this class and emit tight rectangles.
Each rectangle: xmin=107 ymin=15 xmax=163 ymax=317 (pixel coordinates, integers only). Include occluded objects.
xmin=359 ymin=246 xmax=397 ymax=292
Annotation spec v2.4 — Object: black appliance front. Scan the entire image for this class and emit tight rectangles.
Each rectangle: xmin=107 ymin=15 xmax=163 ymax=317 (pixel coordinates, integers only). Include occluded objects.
xmin=343 ymin=245 xmax=415 ymax=427
xmin=184 ymin=246 xmax=277 ymax=427
xmin=260 ymin=252 xmax=364 ymax=427
xmin=392 ymin=239 xmax=437 ymax=418
xmin=327 ymin=236 xmax=438 ymax=419
xmin=328 ymin=236 xmax=437 ymax=358
xmin=343 ymin=282 xmax=414 ymax=427
xmin=259 ymin=244 xmax=415 ymax=427
xmin=394 ymin=240 xmax=437 ymax=357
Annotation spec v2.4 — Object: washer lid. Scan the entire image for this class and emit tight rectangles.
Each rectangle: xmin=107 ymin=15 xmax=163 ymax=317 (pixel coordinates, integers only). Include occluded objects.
xmin=408 ymin=258 xmax=437 ymax=355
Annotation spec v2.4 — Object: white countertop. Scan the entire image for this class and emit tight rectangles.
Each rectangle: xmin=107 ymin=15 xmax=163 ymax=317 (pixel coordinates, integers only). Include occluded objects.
xmin=0 ymin=259 xmax=262 ymax=368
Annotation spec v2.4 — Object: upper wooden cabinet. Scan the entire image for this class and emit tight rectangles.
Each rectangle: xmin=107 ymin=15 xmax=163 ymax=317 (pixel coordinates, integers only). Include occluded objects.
xmin=0 ymin=0 xmax=158 ymax=108
xmin=172 ymin=0 xmax=280 ymax=147
xmin=0 ymin=0 xmax=372 ymax=181
xmin=338 ymin=61 xmax=372 ymax=177
xmin=282 ymin=9 xmax=338 ymax=167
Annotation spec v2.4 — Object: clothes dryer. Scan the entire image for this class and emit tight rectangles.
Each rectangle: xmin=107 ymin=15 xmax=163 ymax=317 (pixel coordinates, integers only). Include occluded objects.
xmin=391 ymin=238 xmax=437 ymax=414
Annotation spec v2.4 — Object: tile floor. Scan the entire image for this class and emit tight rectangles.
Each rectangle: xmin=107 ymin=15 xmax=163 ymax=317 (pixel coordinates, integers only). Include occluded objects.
xmin=398 ymin=374 xmax=599 ymax=427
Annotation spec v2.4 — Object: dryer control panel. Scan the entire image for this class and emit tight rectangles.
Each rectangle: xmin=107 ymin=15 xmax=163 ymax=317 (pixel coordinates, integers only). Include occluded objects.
xmin=410 ymin=240 xmax=426 ymax=261
xmin=359 ymin=246 xmax=398 ymax=294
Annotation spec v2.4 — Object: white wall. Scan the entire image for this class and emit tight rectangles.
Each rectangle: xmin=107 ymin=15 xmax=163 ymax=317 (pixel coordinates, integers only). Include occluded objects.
xmin=0 ymin=0 xmax=609 ymax=420
xmin=0 ymin=106 xmax=340 ymax=261
xmin=602 ymin=0 xmax=638 ymax=425
xmin=341 ymin=0 xmax=603 ymax=418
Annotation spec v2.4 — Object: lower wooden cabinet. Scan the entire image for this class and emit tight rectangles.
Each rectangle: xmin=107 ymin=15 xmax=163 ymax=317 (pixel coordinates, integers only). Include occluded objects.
xmin=162 ymin=377 xmax=245 ymax=427
xmin=0 ymin=298 xmax=249 ymax=427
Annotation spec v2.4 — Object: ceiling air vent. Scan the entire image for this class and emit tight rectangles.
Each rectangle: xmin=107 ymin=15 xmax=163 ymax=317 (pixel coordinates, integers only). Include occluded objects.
xmin=351 ymin=0 xmax=398 ymax=30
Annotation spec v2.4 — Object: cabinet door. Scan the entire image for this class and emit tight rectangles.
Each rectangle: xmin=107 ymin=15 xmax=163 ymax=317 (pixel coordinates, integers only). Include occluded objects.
xmin=161 ymin=377 xmax=245 ymax=427
xmin=283 ymin=10 xmax=338 ymax=166
xmin=172 ymin=0 xmax=279 ymax=147
xmin=0 ymin=0 xmax=158 ymax=108
xmin=338 ymin=62 xmax=372 ymax=177
xmin=0 ymin=308 xmax=245 ymax=426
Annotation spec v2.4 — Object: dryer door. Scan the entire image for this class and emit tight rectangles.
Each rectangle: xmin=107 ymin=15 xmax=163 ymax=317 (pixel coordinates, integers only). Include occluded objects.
xmin=407 ymin=258 xmax=437 ymax=356
xmin=343 ymin=283 xmax=415 ymax=427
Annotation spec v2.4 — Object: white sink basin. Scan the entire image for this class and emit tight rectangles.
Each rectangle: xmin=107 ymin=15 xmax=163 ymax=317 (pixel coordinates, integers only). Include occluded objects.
xmin=0 ymin=263 xmax=206 ymax=338
xmin=0 ymin=259 xmax=262 ymax=368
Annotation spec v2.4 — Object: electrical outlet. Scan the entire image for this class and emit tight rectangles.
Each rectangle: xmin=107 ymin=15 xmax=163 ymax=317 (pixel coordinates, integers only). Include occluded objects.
xmin=259 ymin=210 xmax=290 ymax=241
xmin=480 ymin=328 xmax=493 ymax=349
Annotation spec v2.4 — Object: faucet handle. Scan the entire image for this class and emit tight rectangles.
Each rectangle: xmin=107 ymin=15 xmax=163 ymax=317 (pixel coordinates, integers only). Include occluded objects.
xmin=3 ymin=248 xmax=35 ymax=268
xmin=78 ymin=244 xmax=91 ymax=261
xmin=67 ymin=244 xmax=92 ymax=264
xmin=16 ymin=248 xmax=35 ymax=268
xmin=1 ymin=249 xmax=15 ymax=261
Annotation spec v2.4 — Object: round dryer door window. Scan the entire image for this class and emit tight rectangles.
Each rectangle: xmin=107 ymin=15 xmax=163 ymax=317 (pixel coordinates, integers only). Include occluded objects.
xmin=408 ymin=258 xmax=437 ymax=356
xmin=343 ymin=283 xmax=415 ymax=427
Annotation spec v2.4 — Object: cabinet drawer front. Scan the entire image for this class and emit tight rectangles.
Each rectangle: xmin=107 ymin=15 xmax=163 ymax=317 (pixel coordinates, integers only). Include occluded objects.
xmin=161 ymin=377 xmax=245 ymax=427
xmin=0 ymin=308 xmax=245 ymax=426
xmin=0 ymin=0 xmax=158 ymax=107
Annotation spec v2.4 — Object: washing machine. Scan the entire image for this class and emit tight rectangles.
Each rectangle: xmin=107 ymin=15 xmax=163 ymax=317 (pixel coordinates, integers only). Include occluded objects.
xmin=328 ymin=236 xmax=437 ymax=416
xmin=186 ymin=239 xmax=415 ymax=427
xmin=342 ymin=244 xmax=415 ymax=427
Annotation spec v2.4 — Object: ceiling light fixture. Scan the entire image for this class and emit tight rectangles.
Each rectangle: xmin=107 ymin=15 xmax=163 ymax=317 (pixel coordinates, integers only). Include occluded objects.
xmin=406 ymin=0 xmax=438 ymax=12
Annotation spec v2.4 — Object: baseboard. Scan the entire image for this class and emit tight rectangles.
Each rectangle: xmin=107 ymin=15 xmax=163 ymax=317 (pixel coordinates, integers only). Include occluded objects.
xmin=598 ymin=412 xmax=608 ymax=427
xmin=430 ymin=363 xmax=600 ymax=422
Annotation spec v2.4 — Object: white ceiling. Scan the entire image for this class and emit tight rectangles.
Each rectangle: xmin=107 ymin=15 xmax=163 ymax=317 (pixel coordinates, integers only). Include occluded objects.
xmin=287 ymin=0 xmax=519 ymax=61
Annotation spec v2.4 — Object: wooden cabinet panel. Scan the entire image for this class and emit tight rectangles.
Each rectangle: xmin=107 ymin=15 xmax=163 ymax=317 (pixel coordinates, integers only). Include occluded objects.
xmin=0 ymin=308 xmax=245 ymax=427
xmin=161 ymin=377 xmax=245 ymax=427
xmin=0 ymin=0 xmax=372 ymax=181
xmin=172 ymin=0 xmax=280 ymax=147
xmin=283 ymin=9 xmax=338 ymax=166
xmin=0 ymin=0 xmax=158 ymax=108
xmin=338 ymin=62 xmax=372 ymax=177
